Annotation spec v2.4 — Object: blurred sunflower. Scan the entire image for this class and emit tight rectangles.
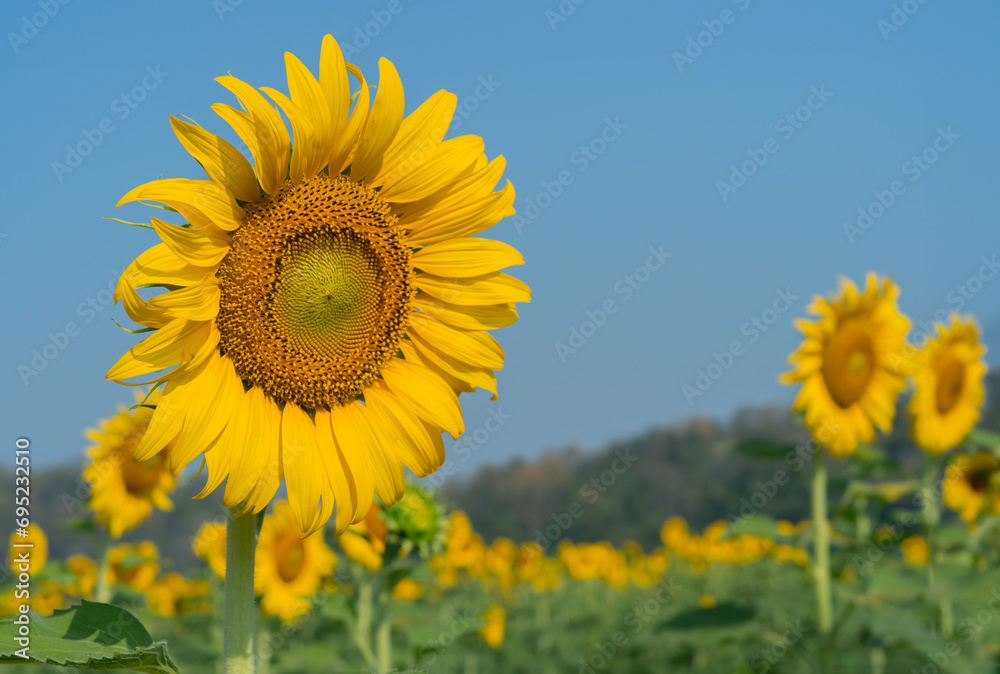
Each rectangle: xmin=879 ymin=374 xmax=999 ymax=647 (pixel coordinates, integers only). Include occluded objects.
xmin=479 ymin=605 xmax=506 ymax=649
xmin=781 ymin=274 xmax=910 ymax=457
xmin=908 ymin=315 xmax=986 ymax=454
xmin=9 ymin=523 xmax=47 ymax=576
xmin=338 ymin=502 xmax=388 ymax=573
xmin=84 ymin=390 xmax=176 ymax=538
xmin=65 ymin=554 xmax=98 ymax=598
xmin=901 ymin=535 xmax=930 ymax=566
xmin=192 ymin=520 xmax=227 ymax=580
xmin=256 ymin=501 xmax=337 ymax=622
xmin=390 ymin=577 xmax=425 ymax=601
xmin=943 ymin=452 xmax=1000 ymax=523
xmin=146 ymin=574 xmax=213 ymax=618
xmin=106 ymin=541 xmax=160 ymax=592
xmin=106 ymin=34 xmax=528 ymax=536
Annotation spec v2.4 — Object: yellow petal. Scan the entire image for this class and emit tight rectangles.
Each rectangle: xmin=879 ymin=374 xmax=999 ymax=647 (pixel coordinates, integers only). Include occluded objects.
xmin=106 ymin=319 xmax=210 ymax=382
xmin=281 ymin=402 xmax=326 ymax=534
xmin=169 ymin=116 xmax=260 ymax=203
xmin=406 ymin=329 xmax=498 ymax=398
xmin=407 ymin=312 xmax=504 ymax=370
xmin=225 ymin=387 xmax=281 ymax=512
xmin=415 ymin=272 xmax=531 ymax=306
xmin=118 ymin=276 xmax=172 ymax=329
xmin=150 ymin=217 xmax=230 ymax=268
xmin=314 ymin=408 xmax=356 ymax=535
xmin=215 ymin=75 xmax=291 ymax=195
xmin=373 ymin=90 xmax=456 ymax=187
xmin=348 ymin=400 xmax=405 ymax=504
xmin=379 ymin=135 xmax=484 ymax=203
xmin=117 ymin=178 xmax=244 ymax=233
xmin=170 ymin=356 xmax=244 ymax=472
xmin=148 ymin=280 xmax=220 ymax=322
xmin=132 ymin=364 xmax=205 ymax=462
xmin=327 ymin=403 xmax=376 ymax=526
xmin=116 ymin=244 xmax=213 ymax=298
xmin=350 ymin=58 xmax=404 ymax=182
xmin=380 ymin=357 xmax=464 ymax=439
xmin=319 ymin=35 xmax=350 ymax=143
xmin=411 ymin=238 xmax=523 ymax=277
xmin=330 ymin=64 xmax=370 ymax=175
xmin=364 ymin=383 xmax=444 ymax=477
xmin=260 ymin=86 xmax=317 ymax=184
xmin=285 ymin=51 xmax=334 ymax=176
xmin=413 ymin=296 xmax=518 ymax=331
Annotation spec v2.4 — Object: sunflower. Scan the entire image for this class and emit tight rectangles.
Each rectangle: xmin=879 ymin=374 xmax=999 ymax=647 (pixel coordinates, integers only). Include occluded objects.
xmin=146 ymin=574 xmax=213 ymax=618
xmin=256 ymin=501 xmax=337 ymax=622
xmin=908 ymin=315 xmax=986 ymax=454
xmin=83 ymin=390 xmax=176 ymax=538
xmin=106 ymin=541 xmax=160 ymax=592
xmin=65 ymin=554 xmax=98 ymax=598
xmin=390 ymin=577 xmax=424 ymax=601
xmin=478 ymin=606 xmax=506 ymax=649
xmin=901 ymin=536 xmax=930 ymax=566
xmin=193 ymin=521 xmax=228 ymax=580
xmin=943 ymin=452 xmax=1000 ymax=523
xmin=9 ymin=523 xmax=47 ymax=576
xmin=781 ymin=274 xmax=910 ymax=457
xmin=106 ymin=35 xmax=528 ymax=536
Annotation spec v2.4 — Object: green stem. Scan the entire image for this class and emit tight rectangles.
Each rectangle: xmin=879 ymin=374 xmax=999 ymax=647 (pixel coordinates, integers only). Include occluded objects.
xmin=256 ymin=614 xmax=270 ymax=674
xmin=812 ymin=448 xmax=833 ymax=638
xmin=376 ymin=612 xmax=391 ymax=672
xmin=94 ymin=532 xmax=112 ymax=604
xmin=352 ymin=575 xmax=378 ymax=670
xmin=223 ymin=510 xmax=257 ymax=674
xmin=923 ymin=455 xmax=953 ymax=636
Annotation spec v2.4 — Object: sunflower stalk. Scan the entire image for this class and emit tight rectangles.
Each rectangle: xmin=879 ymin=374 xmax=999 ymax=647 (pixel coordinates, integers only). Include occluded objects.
xmin=811 ymin=448 xmax=833 ymax=667
xmin=94 ymin=531 xmax=113 ymax=604
xmin=223 ymin=509 xmax=257 ymax=674
xmin=923 ymin=454 xmax=953 ymax=636
xmin=352 ymin=574 xmax=379 ymax=670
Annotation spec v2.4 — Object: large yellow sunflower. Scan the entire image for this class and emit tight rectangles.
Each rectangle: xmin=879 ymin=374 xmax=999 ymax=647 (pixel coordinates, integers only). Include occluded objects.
xmin=907 ymin=315 xmax=986 ymax=454
xmin=9 ymin=523 xmax=47 ymax=576
xmin=943 ymin=452 xmax=1000 ymax=523
xmin=781 ymin=274 xmax=910 ymax=457
xmin=107 ymin=34 xmax=528 ymax=536
xmin=84 ymin=390 xmax=176 ymax=538
xmin=255 ymin=501 xmax=337 ymax=622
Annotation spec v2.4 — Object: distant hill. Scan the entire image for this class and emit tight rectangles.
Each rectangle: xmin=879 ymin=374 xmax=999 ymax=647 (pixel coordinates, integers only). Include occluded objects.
xmin=6 ymin=373 xmax=1000 ymax=567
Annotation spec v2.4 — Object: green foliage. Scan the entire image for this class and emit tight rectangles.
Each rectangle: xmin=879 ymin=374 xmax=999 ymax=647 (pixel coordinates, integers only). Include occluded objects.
xmin=0 ymin=601 xmax=178 ymax=673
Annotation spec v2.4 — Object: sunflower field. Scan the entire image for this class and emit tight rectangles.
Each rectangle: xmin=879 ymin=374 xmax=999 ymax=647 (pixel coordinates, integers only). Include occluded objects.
xmin=3 ymin=3 xmax=1000 ymax=673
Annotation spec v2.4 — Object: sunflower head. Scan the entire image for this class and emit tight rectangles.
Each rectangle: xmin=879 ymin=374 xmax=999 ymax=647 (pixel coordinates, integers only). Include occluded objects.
xmin=256 ymin=501 xmax=337 ymax=623
xmin=107 ymin=34 xmax=528 ymax=536
xmin=478 ymin=605 xmax=507 ymax=649
xmin=106 ymin=541 xmax=160 ymax=592
xmin=65 ymin=554 xmax=98 ymax=598
xmin=383 ymin=483 xmax=446 ymax=558
xmin=9 ymin=523 xmax=47 ymax=577
xmin=146 ymin=574 xmax=213 ymax=618
xmin=781 ymin=273 xmax=911 ymax=457
xmin=943 ymin=452 xmax=1000 ymax=523
xmin=901 ymin=535 xmax=930 ymax=566
xmin=907 ymin=314 xmax=987 ymax=454
xmin=390 ymin=577 xmax=425 ymax=602
xmin=83 ymin=390 xmax=176 ymax=538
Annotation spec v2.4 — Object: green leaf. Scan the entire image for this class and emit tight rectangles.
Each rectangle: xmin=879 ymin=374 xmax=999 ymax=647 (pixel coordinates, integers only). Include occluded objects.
xmin=968 ymin=429 xmax=1000 ymax=450
xmin=0 ymin=600 xmax=179 ymax=673
xmin=658 ymin=604 xmax=755 ymax=630
xmin=729 ymin=439 xmax=794 ymax=460
xmin=721 ymin=514 xmax=781 ymax=541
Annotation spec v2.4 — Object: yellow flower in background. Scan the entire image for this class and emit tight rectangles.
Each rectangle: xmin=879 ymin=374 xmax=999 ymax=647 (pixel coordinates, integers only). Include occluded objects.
xmin=943 ymin=452 xmax=1000 ymax=523
xmin=193 ymin=521 xmax=227 ymax=580
xmin=483 ymin=538 xmax=518 ymax=589
xmin=699 ymin=594 xmax=717 ymax=609
xmin=661 ymin=517 xmax=690 ymax=550
xmin=479 ymin=605 xmax=506 ymax=649
xmin=781 ymin=274 xmax=910 ymax=457
xmin=339 ymin=503 xmax=388 ymax=573
xmin=908 ymin=315 xmax=986 ymax=454
xmin=9 ymin=523 xmax=47 ymax=576
xmin=30 ymin=581 xmax=65 ymax=616
xmin=901 ymin=536 xmax=930 ymax=566
xmin=84 ymin=390 xmax=176 ymax=538
xmin=391 ymin=578 xmax=425 ymax=601
xmin=65 ymin=555 xmax=98 ymax=598
xmin=256 ymin=502 xmax=337 ymax=622
xmin=146 ymin=574 xmax=213 ymax=618
xmin=107 ymin=541 xmax=160 ymax=592
xmin=106 ymin=34 xmax=529 ymax=536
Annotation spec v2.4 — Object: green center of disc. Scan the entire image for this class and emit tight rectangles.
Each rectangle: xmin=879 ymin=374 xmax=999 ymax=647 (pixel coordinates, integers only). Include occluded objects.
xmin=272 ymin=229 xmax=382 ymax=359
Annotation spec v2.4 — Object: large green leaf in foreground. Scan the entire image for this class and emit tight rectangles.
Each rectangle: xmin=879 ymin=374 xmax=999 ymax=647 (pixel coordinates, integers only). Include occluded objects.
xmin=0 ymin=600 xmax=178 ymax=673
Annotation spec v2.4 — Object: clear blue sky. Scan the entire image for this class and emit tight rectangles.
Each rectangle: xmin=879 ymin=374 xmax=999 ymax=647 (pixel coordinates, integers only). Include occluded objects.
xmin=2 ymin=0 xmax=998 ymax=472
